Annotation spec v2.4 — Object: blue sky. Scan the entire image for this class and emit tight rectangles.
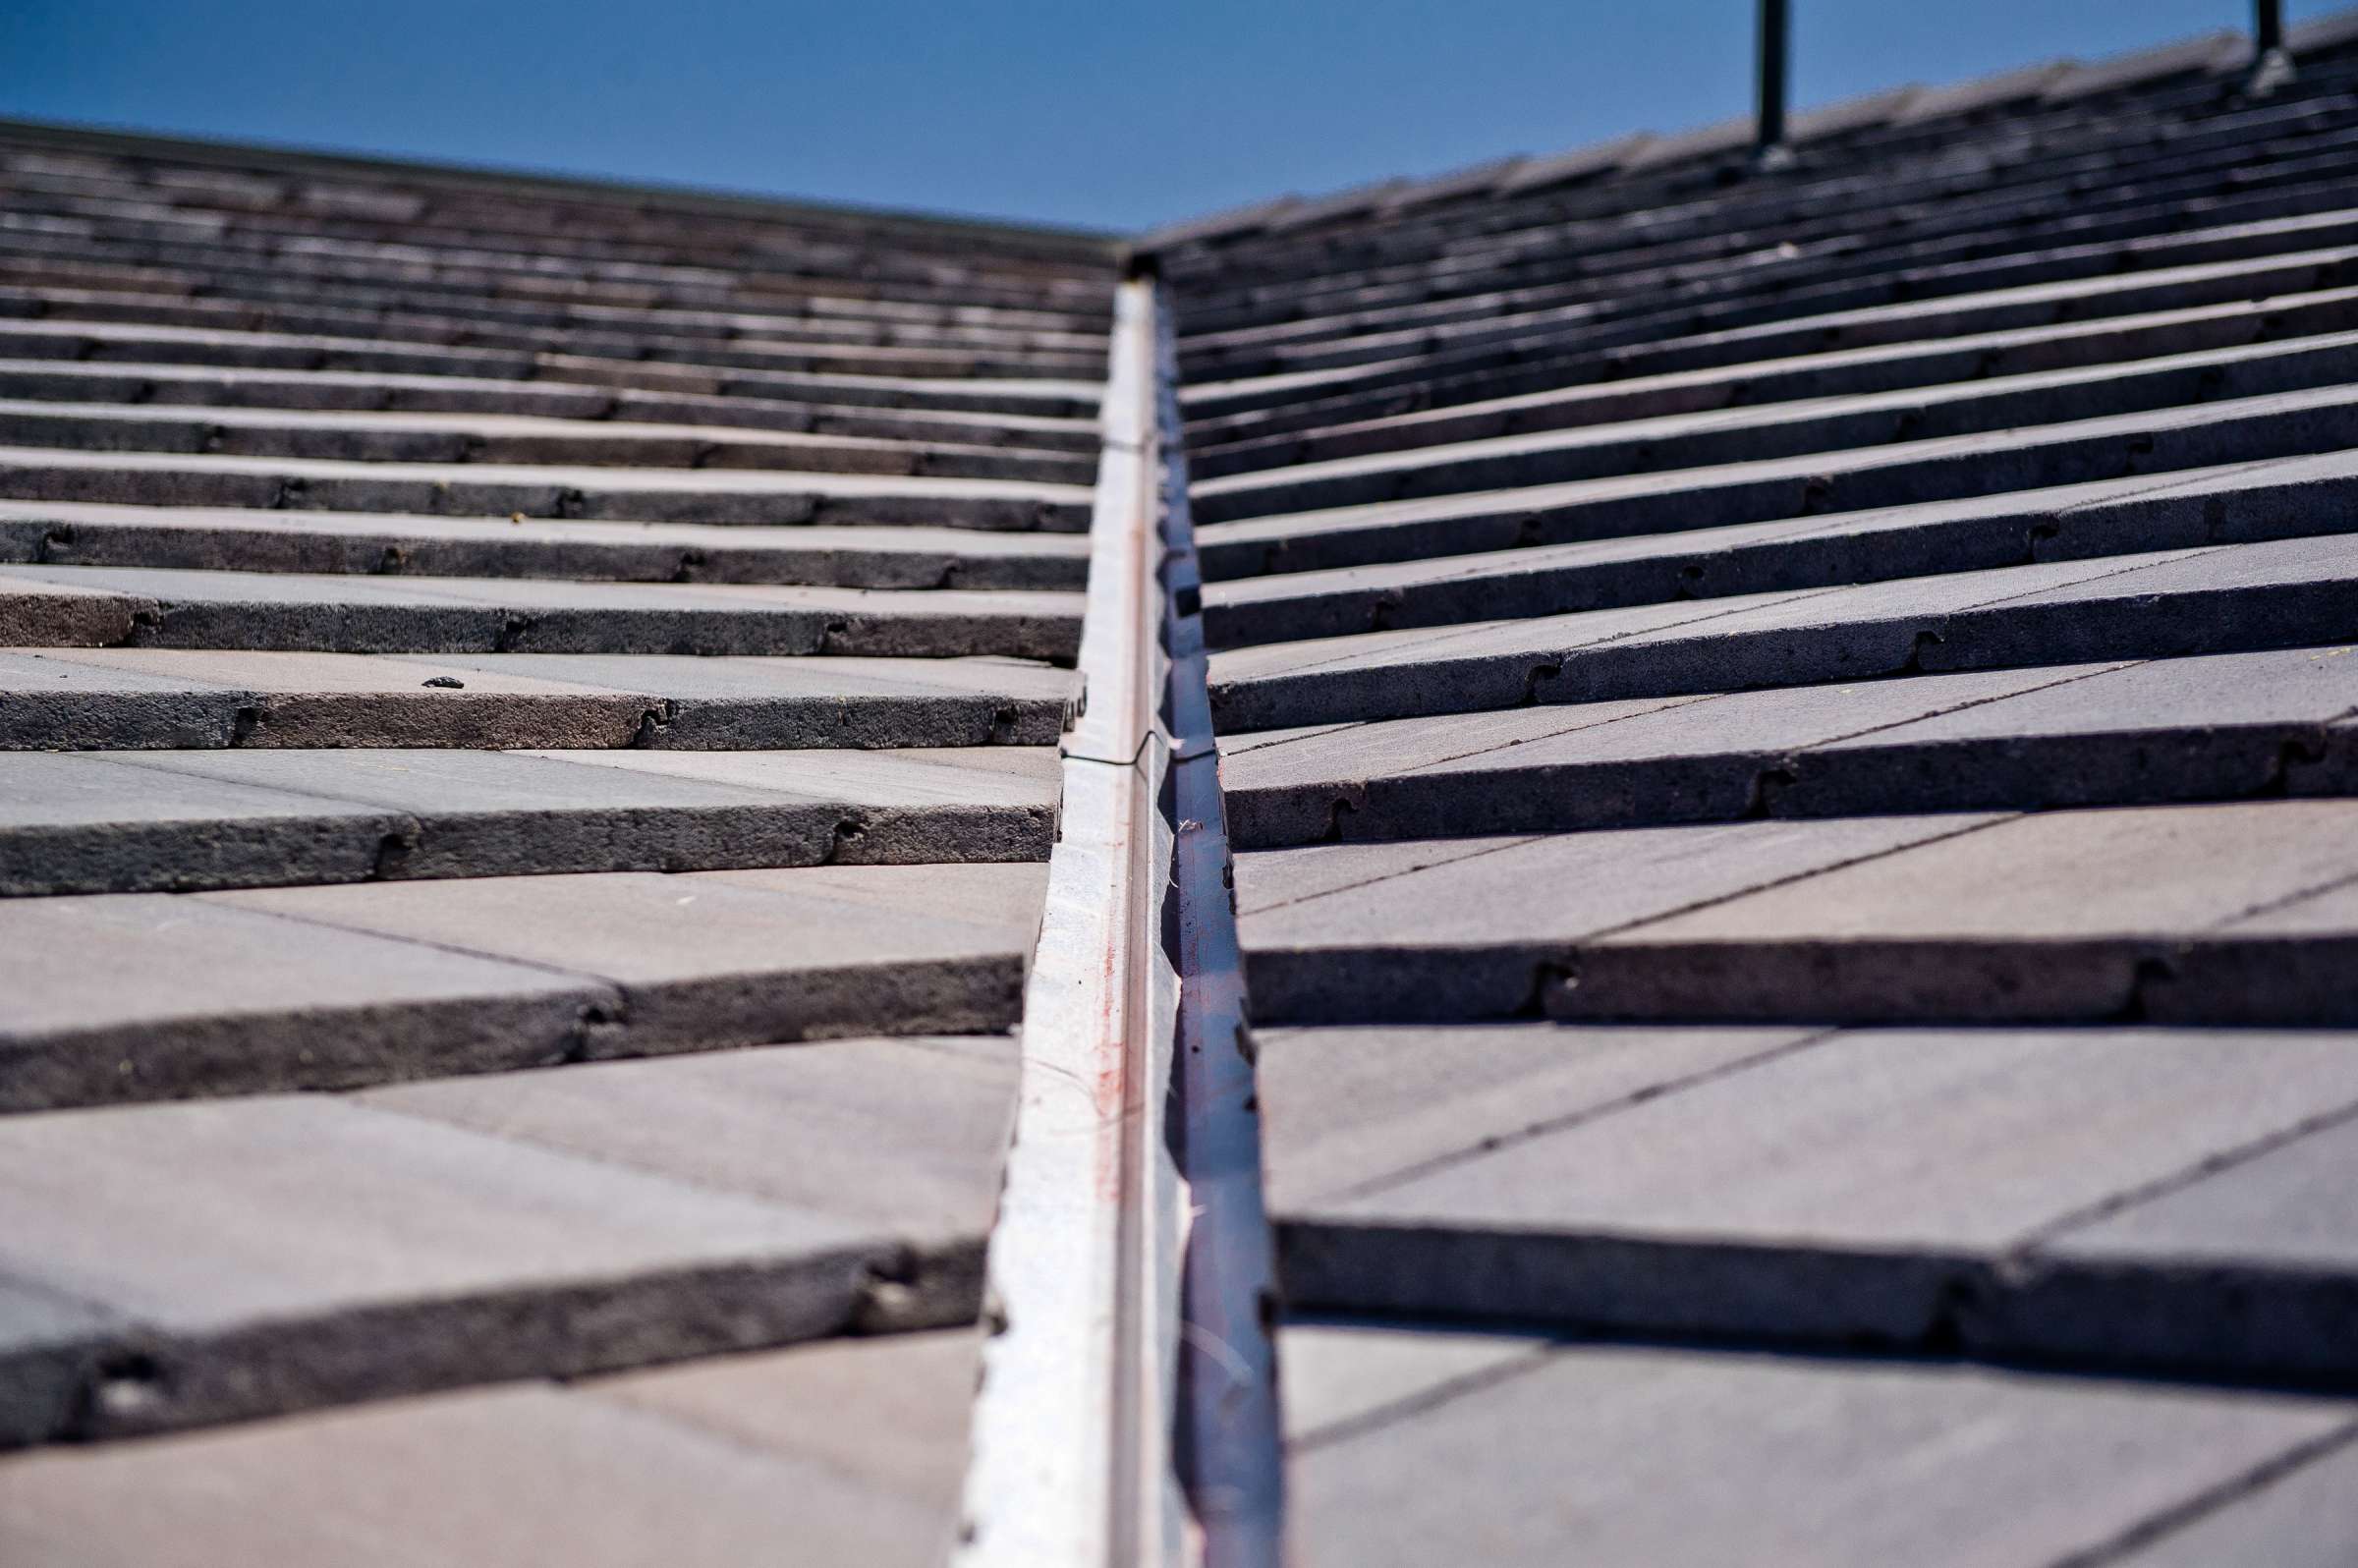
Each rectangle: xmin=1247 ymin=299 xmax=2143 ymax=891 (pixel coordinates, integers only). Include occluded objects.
xmin=4 ymin=2 xmax=2341 ymax=232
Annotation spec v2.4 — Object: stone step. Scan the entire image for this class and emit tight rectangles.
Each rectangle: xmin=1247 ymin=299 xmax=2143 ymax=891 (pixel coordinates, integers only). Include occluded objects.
xmin=0 ymin=565 xmax=1084 ymax=662
xmin=1267 ymin=1021 xmax=2358 ymax=1384
xmin=1235 ymin=799 xmax=2358 ymax=1025
xmin=1188 ymin=279 xmax=2358 ymax=481
xmin=0 ymin=220 xmax=1112 ymax=341
xmin=0 ymin=861 xmax=1045 ymax=1111
xmin=0 ymin=199 xmax=1115 ymax=319
xmin=0 ymin=358 xmax=1103 ymax=452
xmin=1200 ymin=451 xmax=2358 ymax=647
xmin=1185 ymin=105 xmax=2358 ymax=347
xmin=1191 ymin=329 xmax=2358 ymax=527
xmin=0 ymin=744 xmax=1059 ymax=896
xmin=0 ymin=318 xmax=1107 ymax=420
xmin=0 ymin=246 xmax=1114 ymax=355
xmin=0 ymin=280 xmax=1110 ymax=381
xmin=1217 ymin=644 xmax=2358 ymax=848
xmin=0 ymin=500 xmax=1092 ymax=591
xmin=1179 ymin=128 xmax=2358 ymax=365
xmin=1279 ymin=1322 xmax=2358 ymax=1568
xmin=0 ymin=647 xmax=1078 ymax=752
xmin=0 ymin=1037 xmax=1014 ymax=1441
xmin=0 ymin=1328 xmax=985 ymax=1566
xmin=1169 ymin=85 xmax=2357 ymax=322
xmin=0 ymin=444 xmax=1095 ymax=532
xmin=1184 ymin=241 xmax=2358 ymax=449
xmin=0 ymin=398 xmax=1096 ymax=485
xmin=1207 ymin=532 xmax=2358 ymax=732
xmin=1196 ymin=383 xmax=2358 ymax=580
xmin=1180 ymin=183 xmax=2358 ymax=388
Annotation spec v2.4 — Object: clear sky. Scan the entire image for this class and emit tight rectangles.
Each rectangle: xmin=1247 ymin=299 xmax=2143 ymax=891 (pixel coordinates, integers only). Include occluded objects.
xmin=4 ymin=1 xmax=2342 ymax=233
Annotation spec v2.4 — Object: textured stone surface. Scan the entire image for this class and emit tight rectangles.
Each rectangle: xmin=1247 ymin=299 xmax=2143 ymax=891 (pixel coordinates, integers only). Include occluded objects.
xmin=0 ymin=442 xmax=1095 ymax=530
xmin=2108 ymin=1435 xmax=2358 ymax=1567
xmin=0 ymin=750 xmax=402 ymax=894
xmin=594 ymin=1328 xmax=983 ymax=1513
xmin=0 ymin=1093 xmax=895 ymax=1440
xmin=1271 ymin=1026 xmax=2358 ymax=1373
xmin=363 ymin=1036 xmax=1018 ymax=1243
xmin=1573 ymin=799 xmax=2358 ymax=1023
xmin=1255 ymin=1023 xmax=1817 ymax=1208
xmin=1218 ymin=662 xmax=2101 ymax=845
xmin=1235 ymin=812 xmax=2000 ymax=1021
xmin=0 ymin=646 xmax=1077 ymax=750
xmin=208 ymin=863 xmax=1045 ymax=1053
xmin=0 ymin=497 xmax=1093 ymax=588
xmin=1194 ymin=383 xmax=2358 ymax=580
xmin=0 ymin=562 xmax=1085 ymax=660
xmin=0 ymin=744 xmax=1058 ymax=893
xmin=0 ymin=396 xmax=1095 ymax=483
xmin=1 ymin=864 xmax=1043 ymax=1109
xmin=0 ymin=1363 xmax=966 ymax=1568
xmin=1191 ymin=331 xmax=2358 ymax=525
xmin=1279 ymin=1322 xmax=1541 ymax=1443
xmin=1285 ymin=1331 xmax=2358 ymax=1568
xmin=1208 ymin=532 xmax=2358 ymax=731
xmin=0 ymin=891 xmax=609 ymax=1110
xmin=1191 ymin=290 xmax=2358 ymax=481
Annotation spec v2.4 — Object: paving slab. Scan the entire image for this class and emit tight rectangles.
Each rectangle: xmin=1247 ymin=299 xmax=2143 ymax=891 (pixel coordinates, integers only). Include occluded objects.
xmin=362 ymin=1036 xmax=1017 ymax=1246
xmin=0 ymin=1092 xmax=898 ymax=1440
xmin=0 ymin=891 xmax=612 ymax=1111
xmin=0 ymin=1277 xmax=122 ymax=1448
xmin=1219 ymin=665 xmax=2097 ymax=846
xmin=2106 ymin=1433 xmax=2358 ymax=1567
xmin=1200 ymin=448 xmax=2358 ymax=648
xmin=0 ymin=358 xmax=1105 ymax=452
xmin=1207 ymin=532 xmax=2358 ymax=731
xmin=0 ymin=318 xmax=1106 ymax=418
xmin=0 ymin=646 xmax=1076 ymax=750
xmin=1192 ymin=381 xmax=2358 ymax=580
xmin=0 ymin=396 xmax=1093 ymax=483
xmin=384 ymin=649 xmax=1080 ymax=750
xmin=1219 ymin=644 xmax=2358 ymax=846
xmin=204 ymin=862 xmax=1044 ymax=1060
xmin=0 ymin=1368 xmax=960 ymax=1567
xmin=1188 ymin=283 xmax=2358 ymax=480
xmin=1285 ymin=1333 xmax=2358 ymax=1568
xmin=1276 ymin=1024 xmax=2358 ymax=1375
xmin=1185 ymin=232 xmax=2358 ymax=429
xmin=0 ymin=497 xmax=1094 ymax=589
xmin=0 ymin=749 xmax=403 ymax=894
xmin=1235 ymin=812 xmax=2001 ymax=1022
xmin=1255 ymin=1023 xmax=1819 ymax=1210
xmin=0 ymin=563 xmax=1086 ymax=661
xmin=0 ymin=863 xmax=1041 ymax=1110
xmin=0 ymin=443 xmax=1095 ymax=531
xmin=592 ymin=1328 xmax=982 ymax=1513
xmin=1188 ymin=329 xmax=2358 ymax=525
xmin=1570 ymin=799 xmax=2358 ymax=1024
xmin=1278 ymin=1321 xmax=1544 ymax=1444
xmin=0 ymin=744 xmax=1058 ymax=893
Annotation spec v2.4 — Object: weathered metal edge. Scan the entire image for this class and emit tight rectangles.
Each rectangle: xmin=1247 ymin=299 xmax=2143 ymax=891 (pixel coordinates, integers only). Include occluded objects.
xmin=1155 ymin=283 xmax=1290 ymax=1568
xmin=955 ymin=276 xmax=1189 ymax=1568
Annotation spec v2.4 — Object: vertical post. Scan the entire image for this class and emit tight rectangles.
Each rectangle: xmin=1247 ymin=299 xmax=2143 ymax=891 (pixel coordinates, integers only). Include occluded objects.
xmin=2250 ymin=0 xmax=2295 ymax=94
xmin=1755 ymin=0 xmax=1793 ymax=168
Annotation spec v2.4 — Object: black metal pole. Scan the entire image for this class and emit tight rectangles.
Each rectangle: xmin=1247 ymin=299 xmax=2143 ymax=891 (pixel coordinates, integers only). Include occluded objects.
xmin=2251 ymin=0 xmax=2294 ymax=94
xmin=1756 ymin=0 xmax=1791 ymax=165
